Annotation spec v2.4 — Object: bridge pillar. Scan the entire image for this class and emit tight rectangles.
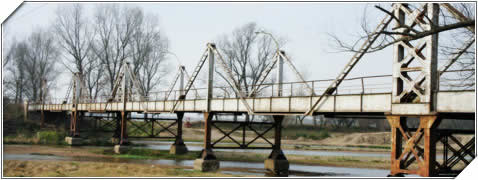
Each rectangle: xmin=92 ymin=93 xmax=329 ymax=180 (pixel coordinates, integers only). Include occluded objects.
xmin=69 ymin=111 xmax=79 ymax=137
xmin=65 ymin=110 xmax=83 ymax=146
xmin=40 ymin=108 xmax=45 ymax=127
xmin=386 ymin=3 xmax=450 ymax=177
xmin=265 ymin=115 xmax=289 ymax=176
xmin=111 ymin=112 xmax=122 ymax=144
xmin=194 ymin=112 xmax=219 ymax=172
xmin=114 ymin=111 xmax=130 ymax=154
xmin=386 ymin=115 xmax=442 ymax=177
xmin=170 ymin=112 xmax=188 ymax=154
xmin=387 ymin=115 xmax=475 ymax=177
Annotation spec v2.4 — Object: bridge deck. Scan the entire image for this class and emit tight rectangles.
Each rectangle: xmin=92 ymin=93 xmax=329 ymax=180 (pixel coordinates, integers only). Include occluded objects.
xmin=28 ymin=91 xmax=475 ymax=115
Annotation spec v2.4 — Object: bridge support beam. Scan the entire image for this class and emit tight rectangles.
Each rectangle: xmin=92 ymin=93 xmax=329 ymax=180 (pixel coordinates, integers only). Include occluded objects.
xmin=265 ymin=115 xmax=289 ymax=176
xmin=114 ymin=111 xmax=130 ymax=154
xmin=194 ymin=112 xmax=219 ymax=172
xmin=386 ymin=115 xmax=441 ymax=177
xmin=170 ymin=112 xmax=188 ymax=155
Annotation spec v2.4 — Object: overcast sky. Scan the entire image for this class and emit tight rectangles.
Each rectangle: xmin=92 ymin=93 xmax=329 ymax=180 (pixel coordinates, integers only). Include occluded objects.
xmin=2 ymin=2 xmax=408 ymax=97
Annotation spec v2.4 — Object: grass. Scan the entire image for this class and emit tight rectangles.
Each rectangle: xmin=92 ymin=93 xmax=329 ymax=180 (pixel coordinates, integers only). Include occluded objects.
xmin=4 ymin=130 xmax=67 ymax=145
xmin=334 ymin=156 xmax=361 ymax=162
xmin=3 ymin=129 xmax=119 ymax=147
xmin=100 ymin=148 xmax=200 ymax=160
xmin=36 ymin=131 xmax=67 ymax=145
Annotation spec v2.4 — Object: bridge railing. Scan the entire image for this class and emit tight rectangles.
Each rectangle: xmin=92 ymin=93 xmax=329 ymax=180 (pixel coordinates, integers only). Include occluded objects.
xmin=439 ymin=69 xmax=475 ymax=91
xmin=34 ymin=74 xmax=395 ymax=104
xmin=143 ymin=74 xmax=394 ymax=101
xmin=35 ymin=69 xmax=474 ymax=105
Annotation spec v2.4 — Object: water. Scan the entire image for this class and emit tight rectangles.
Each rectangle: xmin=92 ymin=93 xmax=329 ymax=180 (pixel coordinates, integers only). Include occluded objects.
xmin=132 ymin=140 xmax=390 ymax=158
xmin=133 ymin=140 xmax=467 ymax=160
xmin=4 ymin=154 xmax=70 ymax=161
xmin=3 ymin=152 xmax=393 ymax=177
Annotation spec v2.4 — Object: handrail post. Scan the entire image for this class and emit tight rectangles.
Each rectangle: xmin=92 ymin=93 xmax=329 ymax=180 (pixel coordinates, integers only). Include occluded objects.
xmin=290 ymin=83 xmax=293 ymax=96
xmin=311 ymin=81 xmax=315 ymax=96
xmin=179 ymin=66 xmax=185 ymax=96
xmin=361 ymin=77 xmax=365 ymax=94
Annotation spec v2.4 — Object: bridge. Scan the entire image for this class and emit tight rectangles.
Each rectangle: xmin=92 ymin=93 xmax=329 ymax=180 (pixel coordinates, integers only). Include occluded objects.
xmin=24 ymin=3 xmax=475 ymax=177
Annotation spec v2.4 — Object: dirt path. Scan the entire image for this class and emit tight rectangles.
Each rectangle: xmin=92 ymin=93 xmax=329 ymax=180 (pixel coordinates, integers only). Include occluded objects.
xmin=3 ymin=160 xmax=234 ymax=177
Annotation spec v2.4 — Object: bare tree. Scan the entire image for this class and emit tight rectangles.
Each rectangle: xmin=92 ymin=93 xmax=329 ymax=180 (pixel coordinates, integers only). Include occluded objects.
xmin=91 ymin=4 xmax=141 ymax=93
xmin=130 ymin=12 xmax=170 ymax=96
xmin=4 ymin=41 xmax=28 ymax=103
xmin=216 ymin=22 xmax=281 ymax=97
xmin=22 ymin=30 xmax=59 ymax=102
xmin=330 ymin=3 xmax=474 ymax=53
xmin=329 ymin=3 xmax=475 ymax=89
xmin=3 ymin=38 xmax=16 ymax=67
xmin=54 ymin=4 xmax=104 ymax=100
xmin=54 ymin=4 xmax=91 ymax=77
xmin=84 ymin=52 xmax=105 ymax=100
xmin=438 ymin=4 xmax=475 ymax=89
xmin=215 ymin=22 xmax=283 ymax=121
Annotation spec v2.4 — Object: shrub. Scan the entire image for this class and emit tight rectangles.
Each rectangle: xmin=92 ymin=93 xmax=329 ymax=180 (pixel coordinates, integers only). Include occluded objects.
xmin=36 ymin=131 xmax=67 ymax=145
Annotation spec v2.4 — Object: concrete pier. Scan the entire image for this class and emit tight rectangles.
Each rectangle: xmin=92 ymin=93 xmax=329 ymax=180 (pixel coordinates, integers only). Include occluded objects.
xmin=170 ymin=142 xmax=188 ymax=155
xmin=114 ymin=145 xmax=130 ymax=154
xmin=65 ymin=136 xmax=82 ymax=146
xmin=193 ymin=159 xmax=220 ymax=172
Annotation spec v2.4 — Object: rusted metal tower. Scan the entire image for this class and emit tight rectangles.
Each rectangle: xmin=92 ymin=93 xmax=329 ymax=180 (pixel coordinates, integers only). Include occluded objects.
xmin=386 ymin=3 xmax=474 ymax=177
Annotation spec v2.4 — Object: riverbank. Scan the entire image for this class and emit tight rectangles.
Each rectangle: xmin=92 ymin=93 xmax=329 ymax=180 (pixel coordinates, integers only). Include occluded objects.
xmin=4 ymin=144 xmax=391 ymax=170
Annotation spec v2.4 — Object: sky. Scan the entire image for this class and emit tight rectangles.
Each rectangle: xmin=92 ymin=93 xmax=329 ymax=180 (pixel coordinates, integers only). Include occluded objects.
xmin=3 ymin=2 xmax=397 ymax=98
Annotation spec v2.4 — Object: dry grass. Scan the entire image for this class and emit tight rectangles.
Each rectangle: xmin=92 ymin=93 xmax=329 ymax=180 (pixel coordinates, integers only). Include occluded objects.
xmin=3 ymin=160 xmax=236 ymax=177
